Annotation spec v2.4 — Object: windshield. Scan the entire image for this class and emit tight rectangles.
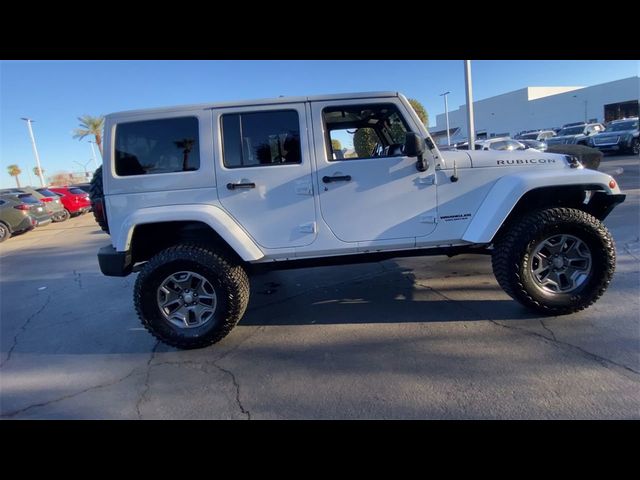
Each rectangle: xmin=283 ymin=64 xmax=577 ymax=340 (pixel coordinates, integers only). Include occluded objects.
xmin=36 ymin=188 xmax=60 ymax=197
xmin=558 ymin=126 xmax=584 ymax=136
xmin=69 ymin=188 xmax=88 ymax=195
xmin=520 ymin=133 xmax=538 ymax=140
xmin=606 ymin=120 xmax=638 ymax=132
xmin=17 ymin=194 xmax=40 ymax=204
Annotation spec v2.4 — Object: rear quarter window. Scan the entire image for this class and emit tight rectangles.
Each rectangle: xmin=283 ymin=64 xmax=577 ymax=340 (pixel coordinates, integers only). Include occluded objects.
xmin=115 ymin=117 xmax=200 ymax=176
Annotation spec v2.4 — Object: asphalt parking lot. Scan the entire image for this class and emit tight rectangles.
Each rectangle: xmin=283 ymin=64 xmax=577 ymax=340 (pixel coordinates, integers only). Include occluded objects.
xmin=1 ymin=155 xmax=639 ymax=419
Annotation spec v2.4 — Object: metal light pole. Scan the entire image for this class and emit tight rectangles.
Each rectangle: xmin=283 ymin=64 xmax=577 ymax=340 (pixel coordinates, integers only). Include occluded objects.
xmin=464 ymin=61 xmax=476 ymax=151
xmin=88 ymin=141 xmax=99 ymax=169
xmin=74 ymin=159 xmax=93 ymax=179
xmin=440 ymin=91 xmax=451 ymax=145
xmin=21 ymin=118 xmax=46 ymax=187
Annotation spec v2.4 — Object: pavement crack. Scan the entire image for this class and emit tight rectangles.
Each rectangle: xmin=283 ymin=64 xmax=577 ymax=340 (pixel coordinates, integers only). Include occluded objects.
xmin=0 ymin=293 xmax=51 ymax=368
xmin=135 ymin=341 xmax=161 ymax=419
xmin=73 ymin=270 xmax=83 ymax=289
xmin=417 ymin=281 xmax=640 ymax=379
xmin=0 ymin=368 xmax=139 ymax=418
xmin=539 ymin=319 xmax=557 ymax=341
xmin=211 ymin=362 xmax=251 ymax=420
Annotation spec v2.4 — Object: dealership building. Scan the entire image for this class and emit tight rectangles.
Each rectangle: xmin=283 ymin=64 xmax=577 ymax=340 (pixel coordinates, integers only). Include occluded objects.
xmin=430 ymin=76 xmax=640 ymax=144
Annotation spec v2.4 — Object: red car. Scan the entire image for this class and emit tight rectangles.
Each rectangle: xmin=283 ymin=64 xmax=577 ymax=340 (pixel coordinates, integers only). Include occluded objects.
xmin=49 ymin=186 xmax=91 ymax=216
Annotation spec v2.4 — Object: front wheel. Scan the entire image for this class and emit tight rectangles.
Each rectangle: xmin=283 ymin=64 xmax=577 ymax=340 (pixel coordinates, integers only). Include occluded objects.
xmin=134 ymin=244 xmax=250 ymax=349
xmin=631 ymin=138 xmax=639 ymax=156
xmin=492 ymin=208 xmax=616 ymax=315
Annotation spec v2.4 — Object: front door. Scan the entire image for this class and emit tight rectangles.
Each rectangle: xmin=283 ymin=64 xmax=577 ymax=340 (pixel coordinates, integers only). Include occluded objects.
xmin=310 ymin=98 xmax=438 ymax=248
xmin=213 ymin=104 xmax=317 ymax=249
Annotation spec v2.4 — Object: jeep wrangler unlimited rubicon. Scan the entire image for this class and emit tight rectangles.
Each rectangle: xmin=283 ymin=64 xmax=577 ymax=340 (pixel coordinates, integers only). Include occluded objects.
xmin=92 ymin=92 xmax=625 ymax=349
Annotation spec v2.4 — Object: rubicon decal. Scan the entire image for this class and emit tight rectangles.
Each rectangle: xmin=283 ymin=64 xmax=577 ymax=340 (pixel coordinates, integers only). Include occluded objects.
xmin=496 ymin=158 xmax=557 ymax=165
xmin=440 ymin=213 xmax=472 ymax=222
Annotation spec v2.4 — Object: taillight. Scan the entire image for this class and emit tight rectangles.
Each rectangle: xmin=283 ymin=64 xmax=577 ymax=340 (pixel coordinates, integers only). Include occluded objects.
xmin=14 ymin=204 xmax=30 ymax=211
xmin=41 ymin=197 xmax=53 ymax=203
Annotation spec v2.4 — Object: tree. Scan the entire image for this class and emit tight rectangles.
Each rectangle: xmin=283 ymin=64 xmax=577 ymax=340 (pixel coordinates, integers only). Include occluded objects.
xmin=174 ymin=138 xmax=196 ymax=171
xmin=7 ymin=164 xmax=22 ymax=188
xmin=331 ymin=139 xmax=342 ymax=152
xmin=408 ymin=98 xmax=428 ymax=126
xmin=353 ymin=99 xmax=429 ymax=158
xmin=33 ymin=166 xmax=45 ymax=177
xmin=73 ymin=115 xmax=105 ymax=156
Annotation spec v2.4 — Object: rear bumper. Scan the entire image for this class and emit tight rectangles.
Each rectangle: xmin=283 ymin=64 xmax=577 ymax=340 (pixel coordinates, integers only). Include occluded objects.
xmin=98 ymin=245 xmax=133 ymax=277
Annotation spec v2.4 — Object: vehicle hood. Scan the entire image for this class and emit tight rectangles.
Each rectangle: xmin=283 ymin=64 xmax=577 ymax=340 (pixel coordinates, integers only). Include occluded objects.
xmin=441 ymin=149 xmax=570 ymax=169
xmin=547 ymin=134 xmax=584 ymax=141
xmin=593 ymin=129 xmax=637 ymax=139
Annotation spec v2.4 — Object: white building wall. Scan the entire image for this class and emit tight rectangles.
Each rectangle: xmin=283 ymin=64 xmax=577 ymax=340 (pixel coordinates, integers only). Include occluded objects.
xmin=433 ymin=76 xmax=640 ymax=140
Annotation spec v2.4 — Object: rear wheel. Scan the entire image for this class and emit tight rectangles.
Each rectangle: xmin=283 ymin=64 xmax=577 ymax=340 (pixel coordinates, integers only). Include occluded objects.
xmin=492 ymin=208 xmax=616 ymax=315
xmin=631 ymin=138 xmax=639 ymax=156
xmin=134 ymin=244 xmax=250 ymax=349
xmin=0 ymin=222 xmax=10 ymax=243
xmin=53 ymin=209 xmax=70 ymax=222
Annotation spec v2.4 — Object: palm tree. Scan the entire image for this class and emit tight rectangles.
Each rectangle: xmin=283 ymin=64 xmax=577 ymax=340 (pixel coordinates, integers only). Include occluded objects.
xmin=73 ymin=115 xmax=105 ymax=157
xmin=174 ymin=138 xmax=195 ymax=171
xmin=33 ymin=166 xmax=45 ymax=177
xmin=7 ymin=164 xmax=22 ymax=188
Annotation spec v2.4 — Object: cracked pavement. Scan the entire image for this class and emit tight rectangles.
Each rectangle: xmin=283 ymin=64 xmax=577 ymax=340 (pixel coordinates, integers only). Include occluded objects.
xmin=1 ymin=155 xmax=639 ymax=419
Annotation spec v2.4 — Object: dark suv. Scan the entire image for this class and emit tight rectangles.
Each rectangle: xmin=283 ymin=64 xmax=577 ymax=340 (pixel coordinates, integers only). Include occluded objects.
xmin=587 ymin=118 xmax=639 ymax=155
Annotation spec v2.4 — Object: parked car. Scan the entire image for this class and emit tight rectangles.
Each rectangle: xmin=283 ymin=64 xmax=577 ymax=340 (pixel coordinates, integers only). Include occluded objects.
xmin=476 ymin=137 xmax=527 ymax=151
xmin=0 ymin=196 xmax=37 ymax=242
xmin=49 ymin=186 xmax=92 ymax=216
xmin=515 ymin=130 xmax=556 ymax=142
xmin=1 ymin=186 xmax=68 ymax=222
xmin=0 ymin=192 xmax=52 ymax=228
xmin=546 ymin=123 xmax=605 ymax=146
xmin=586 ymin=117 xmax=639 ymax=155
xmin=518 ymin=139 xmax=548 ymax=151
xmin=33 ymin=187 xmax=70 ymax=221
xmin=70 ymin=183 xmax=91 ymax=193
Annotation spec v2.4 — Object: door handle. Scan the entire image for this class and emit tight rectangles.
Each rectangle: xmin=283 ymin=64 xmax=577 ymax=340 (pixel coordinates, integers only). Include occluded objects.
xmin=322 ymin=175 xmax=352 ymax=184
xmin=227 ymin=182 xmax=256 ymax=190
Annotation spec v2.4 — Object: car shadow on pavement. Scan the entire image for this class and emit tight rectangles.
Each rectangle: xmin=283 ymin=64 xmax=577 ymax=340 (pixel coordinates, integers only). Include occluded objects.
xmin=241 ymin=264 xmax=538 ymax=326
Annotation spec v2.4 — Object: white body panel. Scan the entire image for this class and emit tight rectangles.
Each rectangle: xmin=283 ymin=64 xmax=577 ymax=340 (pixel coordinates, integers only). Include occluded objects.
xmin=211 ymin=103 xmax=317 ymax=250
xmin=309 ymin=97 xmax=438 ymax=249
xmin=101 ymin=91 xmax=623 ymax=266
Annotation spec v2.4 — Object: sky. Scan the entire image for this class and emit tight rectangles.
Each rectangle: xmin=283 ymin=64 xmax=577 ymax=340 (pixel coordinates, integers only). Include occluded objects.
xmin=1 ymin=60 xmax=638 ymax=188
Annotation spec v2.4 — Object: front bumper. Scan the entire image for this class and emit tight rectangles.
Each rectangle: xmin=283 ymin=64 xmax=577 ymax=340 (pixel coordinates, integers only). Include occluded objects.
xmin=98 ymin=245 xmax=133 ymax=277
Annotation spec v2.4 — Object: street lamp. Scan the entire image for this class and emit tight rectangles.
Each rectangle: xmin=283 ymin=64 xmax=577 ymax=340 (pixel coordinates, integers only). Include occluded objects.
xmin=88 ymin=141 xmax=99 ymax=170
xmin=74 ymin=159 xmax=93 ymax=179
xmin=21 ymin=117 xmax=46 ymax=187
xmin=572 ymin=95 xmax=588 ymax=123
xmin=440 ymin=91 xmax=451 ymax=146
xmin=464 ymin=61 xmax=476 ymax=150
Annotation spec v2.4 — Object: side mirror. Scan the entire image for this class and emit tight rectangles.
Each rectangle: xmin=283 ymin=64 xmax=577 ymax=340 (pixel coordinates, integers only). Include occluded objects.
xmin=404 ymin=132 xmax=428 ymax=172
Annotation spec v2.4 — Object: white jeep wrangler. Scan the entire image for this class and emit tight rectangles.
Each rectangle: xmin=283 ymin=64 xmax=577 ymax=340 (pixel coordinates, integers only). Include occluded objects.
xmin=92 ymin=92 xmax=626 ymax=349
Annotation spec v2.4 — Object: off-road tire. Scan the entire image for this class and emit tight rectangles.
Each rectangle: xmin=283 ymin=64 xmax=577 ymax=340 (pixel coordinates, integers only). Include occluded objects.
xmin=89 ymin=166 xmax=109 ymax=233
xmin=134 ymin=244 xmax=250 ymax=349
xmin=492 ymin=208 xmax=616 ymax=315
xmin=0 ymin=222 xmax=10 ymax=243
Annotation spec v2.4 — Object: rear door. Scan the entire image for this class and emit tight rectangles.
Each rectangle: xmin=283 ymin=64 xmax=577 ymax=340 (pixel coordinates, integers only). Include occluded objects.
xmin=213 ymin=104 xmax=317 ymax=249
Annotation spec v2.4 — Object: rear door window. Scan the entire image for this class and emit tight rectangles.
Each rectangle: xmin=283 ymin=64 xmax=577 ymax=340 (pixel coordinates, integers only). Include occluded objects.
xmin=115 ymin=117 xmax=200 ymax=176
